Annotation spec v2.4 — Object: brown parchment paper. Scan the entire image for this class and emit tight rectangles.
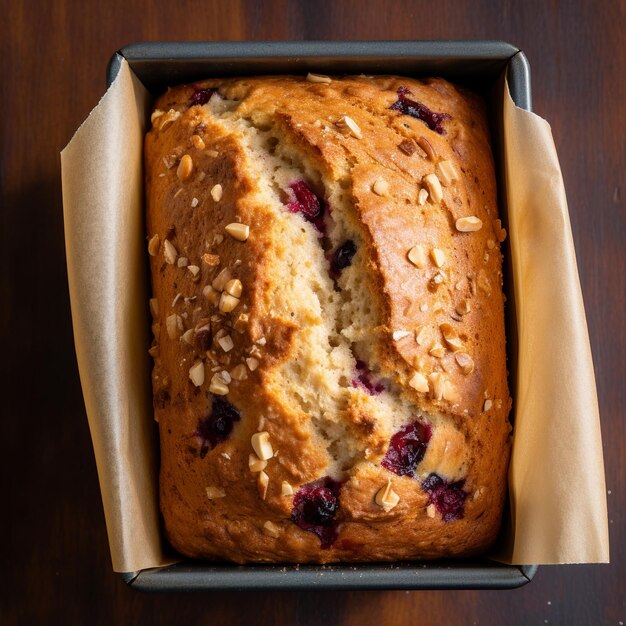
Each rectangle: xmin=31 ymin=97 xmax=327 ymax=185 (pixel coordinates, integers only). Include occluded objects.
xmin=61 ymin=59 xmax=609 ymax=572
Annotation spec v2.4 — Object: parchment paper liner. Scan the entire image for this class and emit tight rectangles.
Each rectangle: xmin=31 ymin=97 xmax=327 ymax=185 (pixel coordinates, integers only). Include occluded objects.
xmin=61 ymin=60 xmax=609 ymax=572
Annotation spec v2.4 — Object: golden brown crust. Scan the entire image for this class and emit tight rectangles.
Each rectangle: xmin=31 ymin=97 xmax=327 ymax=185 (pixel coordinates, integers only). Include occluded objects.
xmin=145 ymin=75 xmax=511 ymax=563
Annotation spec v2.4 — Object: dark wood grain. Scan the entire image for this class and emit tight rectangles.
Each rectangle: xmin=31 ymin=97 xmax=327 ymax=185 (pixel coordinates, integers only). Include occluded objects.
xmin=1 ymin=0 xmax=624 ymax=624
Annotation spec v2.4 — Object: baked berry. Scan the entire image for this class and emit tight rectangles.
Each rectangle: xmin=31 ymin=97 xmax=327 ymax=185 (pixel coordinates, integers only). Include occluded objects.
xmin=286 ymin=181 xmax=326 ymax=233
xmin=291 ymin=477 xmax=342 ymax=548
xmin=351 ymin=360 xmax=385 ymax=395
xmin=194 ymin=328 xmax=212 ymax=352
xmin=382 ymin=421 xmax=432 ymax=477
xmin=190 ymin=87 xmax=218 ymax=106
xmin=422 ymin=473 xmax=466 ymax=522
xmin=390 ymin=86 xmax=449 ymax=134
xmin=195 ymin=395 xmax=240 ymax=455
xmin=330 ymin=240 xmax=357 ymax=278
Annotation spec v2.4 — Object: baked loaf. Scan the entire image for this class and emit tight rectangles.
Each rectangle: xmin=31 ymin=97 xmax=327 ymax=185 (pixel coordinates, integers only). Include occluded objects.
xmin=145 ymin=74 xmax=511 ymax=563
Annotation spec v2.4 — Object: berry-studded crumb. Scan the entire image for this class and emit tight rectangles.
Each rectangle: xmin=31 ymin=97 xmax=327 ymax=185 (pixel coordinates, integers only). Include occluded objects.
xmin=190 ymin=87 xmax=219 ymax=106
xmin=422 ymin=473 xmax=466 ymax=522
xmin=195 ymin=395 xmax=241 ymax=456
xmin=329 ymin=240 xmax=357 ymax=278
xmin=382 ymin=421 xmax=432 ymax=477
xmin=390 ymin=87 xmax=450 ymax=134
xmin=351 ymin=360 xmax=385 ymax=395
xmin=291 ymin=477 xmax=342 ymax=548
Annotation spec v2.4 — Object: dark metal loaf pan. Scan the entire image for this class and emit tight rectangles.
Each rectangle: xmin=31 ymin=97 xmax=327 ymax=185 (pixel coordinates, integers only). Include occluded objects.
xmin=108 ymin=40 xmax=536 ymax=591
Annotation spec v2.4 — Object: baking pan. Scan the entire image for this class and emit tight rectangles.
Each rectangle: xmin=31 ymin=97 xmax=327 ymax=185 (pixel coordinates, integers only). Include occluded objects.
xmin=108 ymin=40 xmax=536 ymax=591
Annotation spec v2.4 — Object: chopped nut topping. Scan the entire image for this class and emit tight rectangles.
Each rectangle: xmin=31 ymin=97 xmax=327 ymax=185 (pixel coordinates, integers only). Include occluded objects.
xmin=392 ymin=330 xmax=411 ymax=341
xmin=337 ymin=115 xmax=363 ymax=139
xmin=230 ymin=363 xmax=248 ymax=381
xmin=455 ymin=299 xmax=471 ymax=316
xmin=398 ymin=138 xmax=417 ymax=155
xmin=187 ymin=264 xmax=200 ymax=277
xmin=429 ymin=372 xmax=445 ymax=400
xmin=148 ymin=234 xmax=160 ymax=256
xmin=151 ymin=109 xmax=164 ymax=124
xmin=483 ymin=398 xmax=493 ymax=412
xmin=148 ymin=345 xmax=159 ymax=358
xmin=202 ymin=253 xmax=220 ymax=266
xmin=202 ymin=285 xmax=220 ymax=305
xmin=180 ymin=328 xmax=194 ymax=344
xmin=263 ymin=520 xmax=281 ymax=538
xmin=477 ymin=269 xmax=491 ymax=295
xmin=149 ymin=298 xmax=159 ymax=318
xmin=306 ymin=72 xmax=332 ymax=84
xmin=281 ymin=481 xmax=294 ymax=496
xmin=224 ymin=278 xmax=243 ymax=298
xmin=409 ymin=371 xmax=429 ymax=393
xmin=487 ymin=239 xmax=496 ymax=250
xmin=375 ymin=479 xmax=400 ymax=512
xmin=212 ymin=268 xmax=232 ymax=291
xmin=256 ymin=337 xmax=267 ymax=346
xmin=417 ymin=188 xmax=429 ymax=205
xmin=166 ymin=314 xmax=183 ymax=339
xmin=191 ymin=197 xmax=199 ymax=208
xmin=191 ymin=134 xmax=205 ymax=150
xmin=429 ymin=342 xmax=446 ymax=358
xmin=171 ymin=292 xmax=182 ymax=307
xmin=437 ymin=159 xmax=459 ymax=186
xmin=415 ymin=326 xmax=428 ymax=346
xmin=155 ymin=108 xmax=180 ymax=132
xmin=225 ymin=222 xmax=250 ymax=241
xmin=440 ymin=323 xmax=464 ymax=352
xmin=246 ymin=357 xmax=260 ymax=371
xmin=498 ymin=227 xmax=507 ymax=242
xmin=177 ymin=257 xmax=189 ymax=268
xmin=408 ymin=244 xmax=427 ymax=268
xmin=217 ymin=334 xmax=234 ymax=352
xmin=248 ymin=453 xmax=267 ymax=473
xmin=423 ymin=173 xmax=443 ymax=204
xmin=430 ymin=271 xmax=446 ymax=288
xmin=417 ymin=136 xmax=437 ymax=161
xmin=177 ymin=154 xmax=193 ymax=181
xmin=420 ymin=303 xmax=428 ymax=312
xmin=217 ymin=370 xmax=232 ymax=385
xmin=257 ymin=471 xmax=269 ymax=500
xmin=208 ymin=373 xmax=229 ymax=395
xmin=189 ymin=360 xmax=205 ymax=387
xmin=455 ymin=216 xmax=483 ymax=232
xmin=163 ymin=239 xmax=178 ymax=265
xmin=443 ymin=380 xmax=459 ymax=403
xmin=493 ymin=218 xmax=508 ymax=242
xmin=430 ymin=247 xmax=446 ymax=268
xmin=205 ymin=486 xmax=226 ymax=499
xmin=455 ymin=352 xmax=475 ymax=375
xmin=251 ymin=431 xmax=274 ymax=461
xmin=210 ymin=183 xmax=223 ymax=202
xmin=219 ymin=292 xmax=240 ymax=313
xmin=426 ymin=503 xmax=436 ymax=518
xmin=234 ymin=312 xmax=249 ymax=332
xmin=372 ymin=176 xmax=390 ymax=197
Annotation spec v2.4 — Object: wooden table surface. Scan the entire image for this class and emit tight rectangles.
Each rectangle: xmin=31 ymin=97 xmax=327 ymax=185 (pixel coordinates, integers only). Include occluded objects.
xmin=2 ymin=1 xmax=624 ymax=624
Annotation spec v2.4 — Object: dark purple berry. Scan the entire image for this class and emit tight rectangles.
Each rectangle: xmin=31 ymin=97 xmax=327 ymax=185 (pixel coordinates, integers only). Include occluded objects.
xmin=330 ymin=240 xmax=357 ymax=278
xmin=422 ymin=473 xmax=466 ymax=522
xmin=195 ymin=395 xmax=241 ymax=454
xmin=291 ymin=477 xmax=342 ymax=548
xmin=390 ymin=86 xmax=450 ymax=134
xmin=285 ymin=181 xmax=326 ymax=233
xmin=381 ymin=421 xmax=432 ymax=477
xmin=351 ymin=360 xmax=385 ymax=395
xmin=194 ymin=328 xmax=212 ymax=352
xmin=190 ymin=87 xmax=219 ymax=106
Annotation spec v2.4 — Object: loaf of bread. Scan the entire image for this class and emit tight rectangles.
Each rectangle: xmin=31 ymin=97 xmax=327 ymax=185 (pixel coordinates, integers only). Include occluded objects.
xmin=144 ymin=74 xmax=511 ymax=563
